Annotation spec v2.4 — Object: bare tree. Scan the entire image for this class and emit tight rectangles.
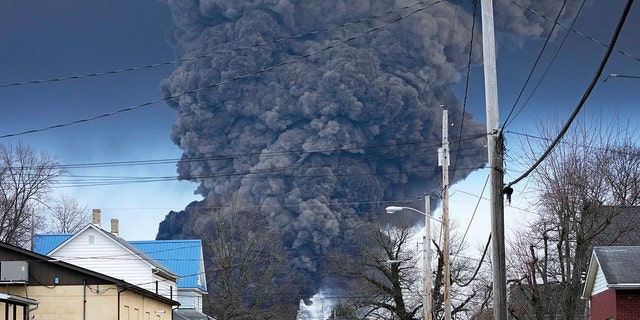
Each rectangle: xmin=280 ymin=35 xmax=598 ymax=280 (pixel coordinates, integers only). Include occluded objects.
xmin=0 ymin=142 xmax=64 ymax=247
xmin=196 ymin=194 xmax=301 ymax=320
xmin=431 ymin=222 xmax=493 ymax=320
xmin=328 ymin=223 xmax=422 ymax=320
xmin=507 ymin=116 xmax=640 ymax=320
xmin=328 ymin=302 xmax=359 ymax=319
xmin=329 ymin=221 xmax=489 ymax=320
xmin=46 ymin=194 xmax=89 ymax=233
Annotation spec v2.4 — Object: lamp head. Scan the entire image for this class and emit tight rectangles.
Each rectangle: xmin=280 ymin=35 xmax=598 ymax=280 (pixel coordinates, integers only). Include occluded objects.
xmin=385 ymin=206 xmax=404 ymax=214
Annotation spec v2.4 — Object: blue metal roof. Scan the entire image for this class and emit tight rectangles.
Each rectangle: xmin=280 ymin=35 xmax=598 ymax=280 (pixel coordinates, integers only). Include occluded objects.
xmin=33 ymin=234 xmax=72 ymax=255
xmin=33 ymin=234 xmax=206 ymax=291
xmin=131 ymin=240 xmax=206 ymax=291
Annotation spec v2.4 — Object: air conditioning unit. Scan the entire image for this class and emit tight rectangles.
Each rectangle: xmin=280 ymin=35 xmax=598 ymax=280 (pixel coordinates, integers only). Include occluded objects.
xmin=0 ymin=261 xmax=28 ymax=283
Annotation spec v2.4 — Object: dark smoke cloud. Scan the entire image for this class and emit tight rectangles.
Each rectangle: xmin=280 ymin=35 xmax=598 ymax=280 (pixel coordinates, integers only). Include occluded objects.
xmin=157 ymin=0 xmax=581 ymax=306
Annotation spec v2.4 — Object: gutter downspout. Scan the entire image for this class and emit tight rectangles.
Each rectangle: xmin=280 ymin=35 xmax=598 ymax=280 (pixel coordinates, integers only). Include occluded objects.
xmin=118 ymin=286 xmax=127 ymax=320
xmin=83 ymin=279 xmax=87 ymax=320
xmin=27 ymin=304 xmax=39 ymax=319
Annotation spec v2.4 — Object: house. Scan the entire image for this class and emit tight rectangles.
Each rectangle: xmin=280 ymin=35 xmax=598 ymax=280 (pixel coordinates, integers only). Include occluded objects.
xmin=39 ymin=219 xmax=179 ymax=300
xmin=0 ymin=240 xmax=178 ymax=319
xmin=34 ymin=209 xmax=212 ymax=319
xmin=130 ymin=240 xmax=208 ymax=316
xmin=582 ymin=246 xmax=640 ymax=320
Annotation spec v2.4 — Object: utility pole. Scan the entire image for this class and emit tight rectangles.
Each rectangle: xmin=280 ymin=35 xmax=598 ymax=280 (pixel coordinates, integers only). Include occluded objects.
xmin=424 ymin=195 xmax=432 ymax=320
xmin=439 ymin=108 xmax=451 ymax=320
xmin=481 ymin=0 xmax=507 ymax=319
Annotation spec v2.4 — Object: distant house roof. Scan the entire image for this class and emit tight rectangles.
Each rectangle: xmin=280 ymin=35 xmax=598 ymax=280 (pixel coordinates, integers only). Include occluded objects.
xmin=591 ymin=207 xmax=640 ymax=248
xmin=174 ymin=308 xmax=216 ymax=320
xmin=33 ymin=233 xmax=72 ymax=254
xmin=583 ymin=246 xmax=640 ymax=299
xmin=131 ymin=240 xmax=207 ymax=292
xmin=593 ymin=246 xmax=640 ymax=286
xmin=34 ymin=232 xmax=205 ymax=291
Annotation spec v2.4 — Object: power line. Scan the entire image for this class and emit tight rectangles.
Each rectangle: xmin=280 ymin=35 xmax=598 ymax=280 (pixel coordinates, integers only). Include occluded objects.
xmin=0 ymin=0 xmax=444 ymax=140
xmin=55 ymin=163 xmax=487 ymax=188
xmin=506 ymin=130 xmax=640 ymax=154
xmin=509 ymin=0 xmax=640 ymax=64
xmin=502 ymin=0 xmax=587 ymax=130
xmin=47 ymin=135 xmax=487 ymax=188
xmin=506 ymin=0 xmax=635 ymax=188
xmin=501 ymin=0 xmax=571 ymax=129
xmin=456 ymin=173 xmax=489 ymax=251
xmin=0 ymin=0 xmax=437 ymax=89
xmin=451 ymin=0 xmax=479 ymax=182
xmin=58 ymin=135 xmax=482 ymax=170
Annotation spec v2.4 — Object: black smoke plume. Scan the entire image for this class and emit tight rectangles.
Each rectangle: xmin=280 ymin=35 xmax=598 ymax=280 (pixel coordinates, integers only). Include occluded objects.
xmin=156 ymin=0 xmax=581 ymax=313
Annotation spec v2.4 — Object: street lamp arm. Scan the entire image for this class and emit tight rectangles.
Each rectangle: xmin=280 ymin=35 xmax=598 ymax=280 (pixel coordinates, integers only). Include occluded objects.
xmin=385 ymin=206 xmax=442 ymax=222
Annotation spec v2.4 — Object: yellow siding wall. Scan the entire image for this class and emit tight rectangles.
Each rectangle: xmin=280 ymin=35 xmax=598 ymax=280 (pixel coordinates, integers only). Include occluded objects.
xmin=1 ymin=285 xmax=172 ymax=320
xmin=120 ymin=290 xmax=170 ymax=320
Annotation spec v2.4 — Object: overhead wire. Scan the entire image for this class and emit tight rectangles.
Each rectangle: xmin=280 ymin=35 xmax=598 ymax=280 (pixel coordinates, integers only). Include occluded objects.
xmin=0 ymin=0 xmax=438 ymax=89
xmin=450 ymin=0 xmax=479 ymax=183
xmin=506 ymin=0 xmax=635 ymax=188
xmin=56 ymin=162 xmax=487 ymax=188
xmin=510 ymin=0 xmax=640 ymax=64
xmin=42 ymin=208 xmax=392 ymax=281
xmin=0 ymin=1 xmax=444 ymax=140
xmin=456 ymin=234 xmax=491 ymax=288
xmin=506 ymin=130 xmax=640 ymax=155
xmin=48 ymin=134 xmax=487 ymax=188
xmin=502 ymin=0 xmax=587 ymax=130
xmin=456 ymin=174 xmax=489 ymax=252
xmin=448 ymin=175 xmax=492 ymax=289
xmin=16 ymin=0 xmax=616 ymax=302
xmin=57 ymin=134 xmax=482 ymax=170
xmin=501 ymin=0 xmax=570 ymax=129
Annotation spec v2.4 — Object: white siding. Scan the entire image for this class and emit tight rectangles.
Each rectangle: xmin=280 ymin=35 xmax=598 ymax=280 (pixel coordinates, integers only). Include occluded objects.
xmin=152 ymin=273 xmax=176 ymax=299
xmin=177 ymin=290 xmax=203 ymax=311
xmin=50 ymin=227 xmax=176 ymax=299
xmin=592 ymin=264 xmax=609 ymax=295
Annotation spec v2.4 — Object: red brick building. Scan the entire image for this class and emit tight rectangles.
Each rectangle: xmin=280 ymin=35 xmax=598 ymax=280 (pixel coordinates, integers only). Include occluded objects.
xmin=583 ymin=247 xmax=640 ymax=320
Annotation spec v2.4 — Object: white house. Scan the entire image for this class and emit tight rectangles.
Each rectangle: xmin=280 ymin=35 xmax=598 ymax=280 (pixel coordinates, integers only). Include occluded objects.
xmin=44 ymin=210 xmax=179 ymax=300
xmin=34 ymin=209 xmax=213 ymax=319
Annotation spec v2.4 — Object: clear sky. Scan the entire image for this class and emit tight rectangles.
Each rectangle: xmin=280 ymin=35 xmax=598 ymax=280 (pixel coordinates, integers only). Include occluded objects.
xmin=0 ymin=0 xmax=200 ymax=239
xmin=1 ymin=0 xmax=639 ymax=251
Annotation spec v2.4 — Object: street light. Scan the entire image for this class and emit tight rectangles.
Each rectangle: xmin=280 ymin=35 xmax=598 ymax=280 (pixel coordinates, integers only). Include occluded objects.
xmin=386 ymin=195 xmax=443 ymax=320
xmin=602 ymin=73 xmax=640 ymax=82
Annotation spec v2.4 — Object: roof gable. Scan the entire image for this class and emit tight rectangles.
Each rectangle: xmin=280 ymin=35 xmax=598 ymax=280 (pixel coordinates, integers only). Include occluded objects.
xmin=594 ymin=246 xmax=640 ymax=286
xmin=48 ymin=224 xmax=178 ymax=280
xmin=583 ymin=246 xmax=640 ymax=299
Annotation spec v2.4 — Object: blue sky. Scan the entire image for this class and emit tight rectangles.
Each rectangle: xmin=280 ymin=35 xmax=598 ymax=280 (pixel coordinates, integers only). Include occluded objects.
xmin=0 ymin=0 xmax=199 ymax=239
xmin=1 ymin=0 xmax=639 ymax=245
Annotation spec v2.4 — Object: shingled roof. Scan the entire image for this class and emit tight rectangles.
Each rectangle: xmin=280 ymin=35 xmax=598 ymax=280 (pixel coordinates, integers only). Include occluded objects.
xmin=593 ymin=246 xmax=640 ymax=286
xmin=583 ymin=246 xmax=640 ymax=299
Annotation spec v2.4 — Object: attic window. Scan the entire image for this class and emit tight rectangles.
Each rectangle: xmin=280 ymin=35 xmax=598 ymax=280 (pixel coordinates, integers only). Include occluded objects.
xmin=88 ymin=235 xmax=94 ymax=244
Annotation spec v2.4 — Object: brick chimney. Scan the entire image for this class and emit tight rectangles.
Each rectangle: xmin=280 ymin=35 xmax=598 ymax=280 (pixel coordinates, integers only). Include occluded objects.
xmin=110 ymin=219 xmax=119 ymax=237
xmin=92 ymin=209 xmax=101 ymax=227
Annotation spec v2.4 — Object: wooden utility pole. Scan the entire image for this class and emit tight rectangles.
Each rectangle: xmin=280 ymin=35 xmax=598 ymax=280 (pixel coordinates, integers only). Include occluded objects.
xmin=440 ymin=108 xmax=451 ymax=320
xmin=481 ymin=0 xmax=507 ymax=319
xmin=424 ymin=195 xmax=432 ymax=320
